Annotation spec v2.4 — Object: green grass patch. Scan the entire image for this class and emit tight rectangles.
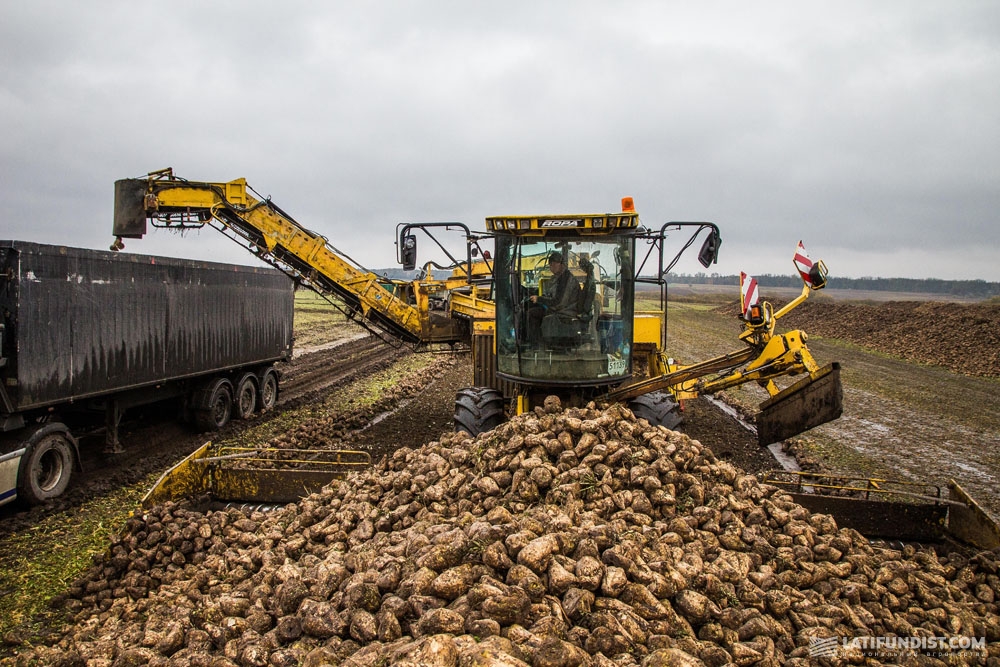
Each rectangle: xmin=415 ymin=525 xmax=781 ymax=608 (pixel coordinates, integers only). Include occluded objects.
xmin=788 ymin=432 xmax=901 ymax=481
xmin=292 ymin=290 xmax=357 ymax=348
xmin=328 ymin=355 xmax=435 ymax=410
xmin=0 ymin=482 xmax=150 ymax=642
xmin=294 ymin=289 xmax=343 ymax=315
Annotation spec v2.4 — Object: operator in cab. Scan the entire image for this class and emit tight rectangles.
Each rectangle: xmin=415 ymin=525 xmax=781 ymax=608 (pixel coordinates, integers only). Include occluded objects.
xmin=526 ymin=251 xmax=581 ymax=347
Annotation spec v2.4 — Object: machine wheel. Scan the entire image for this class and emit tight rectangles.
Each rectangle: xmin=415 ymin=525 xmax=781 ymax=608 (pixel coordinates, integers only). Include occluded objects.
xmin=257 ymin=369 xmax=279 ymax=412
xmin=455 ymin=387 xmax=505 ymax=437
xmin=233 ymin=373 xmax=259 ymax=420
xmin=628 ymin=392 xmax=683 ymax=430
xmin=18 ymin=430 xmax=75 ymax=504
xmin=194 ymin=378 xmax=234 ymax=432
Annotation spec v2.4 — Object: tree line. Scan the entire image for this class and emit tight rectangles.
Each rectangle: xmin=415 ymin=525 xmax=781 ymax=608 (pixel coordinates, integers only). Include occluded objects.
xmin=664 ymin=273 xmax=1000 ymax=298
xmin=380 ymin=266 xmax=1000 ymax=299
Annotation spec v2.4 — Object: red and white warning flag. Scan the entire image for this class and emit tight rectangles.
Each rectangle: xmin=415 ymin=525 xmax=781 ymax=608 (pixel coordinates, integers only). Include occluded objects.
xmin=740 ymin=271 xmax=759 ymax=318
xmin=794 ymin=241 xmax=814 ymax=286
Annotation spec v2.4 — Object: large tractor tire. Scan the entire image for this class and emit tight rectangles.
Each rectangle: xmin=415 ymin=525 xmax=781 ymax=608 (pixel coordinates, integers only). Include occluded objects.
xmin=233 ymin=373 xmax=259 ymax=420
xmin=628 ymin=391 xmax=683 ymax=430
xmin=455 ymin=387 xmax=505 ymax=437
xmin=193 ymin=378 xmax=234 ymax=432
xmin=18 ymin=426 xmax=76 ymax=505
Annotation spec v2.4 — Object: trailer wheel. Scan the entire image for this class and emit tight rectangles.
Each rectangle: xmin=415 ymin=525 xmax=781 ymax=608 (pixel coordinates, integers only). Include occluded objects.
xmin=233 ymin=373 xmax=258 ymax=420
xmin=194 ymin=379 xmax=234 ymax=431
xmin=628 ymin=392 xmax=683 ymax=430
xmin=257 ymin=369 xmax=278 ymax=412
xmin=455 ymin=387 xmax=505 ymax=437
xmin=18 ymin=431 xmax=75 ymax=504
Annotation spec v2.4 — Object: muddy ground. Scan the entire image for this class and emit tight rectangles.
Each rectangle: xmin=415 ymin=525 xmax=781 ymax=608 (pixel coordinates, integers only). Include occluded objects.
xmin=4 ymin=297 xmax=997 ymax=536
xmin=1 ymin=293 xmax=998 ymax=654
xmin=345 ymin=357 xmax=771 ymax=477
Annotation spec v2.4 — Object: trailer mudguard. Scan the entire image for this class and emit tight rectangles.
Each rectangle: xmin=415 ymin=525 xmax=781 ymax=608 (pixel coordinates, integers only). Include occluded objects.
xmin=0 ymin=447 xmax=26 ymax=507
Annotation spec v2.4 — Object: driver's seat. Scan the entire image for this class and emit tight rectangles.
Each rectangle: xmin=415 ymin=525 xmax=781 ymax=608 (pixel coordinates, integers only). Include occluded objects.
xmin=540 ymin=276 xmax=597 ymax=348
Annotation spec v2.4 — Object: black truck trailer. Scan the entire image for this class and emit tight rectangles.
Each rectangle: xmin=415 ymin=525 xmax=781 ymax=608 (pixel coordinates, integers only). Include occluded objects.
xmin=0 ymin=241 xmax=294 ymax=507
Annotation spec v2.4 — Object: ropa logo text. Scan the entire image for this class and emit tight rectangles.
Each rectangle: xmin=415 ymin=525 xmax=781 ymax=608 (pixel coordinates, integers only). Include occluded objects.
xmin=541 ymin=219 xmax=581 ymax=228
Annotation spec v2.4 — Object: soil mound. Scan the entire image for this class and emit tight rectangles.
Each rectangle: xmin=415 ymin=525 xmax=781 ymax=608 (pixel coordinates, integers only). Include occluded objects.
xmin=719 ymin=300 xmax=1000 ymax=378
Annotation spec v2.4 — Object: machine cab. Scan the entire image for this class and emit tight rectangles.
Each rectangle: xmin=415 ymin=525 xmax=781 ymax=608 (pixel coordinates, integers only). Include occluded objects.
xmin=488 ymin=212 xmax=639 ymax=387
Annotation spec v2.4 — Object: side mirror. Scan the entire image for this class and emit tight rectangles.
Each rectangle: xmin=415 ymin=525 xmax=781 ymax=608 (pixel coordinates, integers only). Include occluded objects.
xmin=698 ymin=231 xmax=721 ymax=268
xmin=400 ymin=234 xmax=417 ymax=271
xmin=808 ymin=262 xmax=828 ymax=289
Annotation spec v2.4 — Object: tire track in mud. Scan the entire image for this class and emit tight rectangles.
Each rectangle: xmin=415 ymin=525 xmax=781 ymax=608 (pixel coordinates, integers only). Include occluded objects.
xmin=277 ymin=335 xmax=405 ymax=405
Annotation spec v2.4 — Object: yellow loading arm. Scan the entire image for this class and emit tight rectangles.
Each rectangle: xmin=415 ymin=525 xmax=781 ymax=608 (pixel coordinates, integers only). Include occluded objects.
xmin=113 ymin=168 xmax=466 ymax=344
xmin=605 ymin=264 xmax=842 ymax=444
xmin=606 ymin=277 xmax=823 ymax=399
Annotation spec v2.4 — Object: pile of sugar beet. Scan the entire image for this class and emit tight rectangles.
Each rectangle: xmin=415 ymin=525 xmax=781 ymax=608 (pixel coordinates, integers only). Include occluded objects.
xmin=9 ymin=398 xmax=1000 ymax=666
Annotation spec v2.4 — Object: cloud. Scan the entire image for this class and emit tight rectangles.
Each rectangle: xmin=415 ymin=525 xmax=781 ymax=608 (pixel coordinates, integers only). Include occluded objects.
xmin=1 ymin=1 xmax=998 ymax=281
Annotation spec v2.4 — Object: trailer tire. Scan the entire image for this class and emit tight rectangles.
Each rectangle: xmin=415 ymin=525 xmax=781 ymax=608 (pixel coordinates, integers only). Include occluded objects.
xmin=193 ymin=378 xmax=234 ymax=432
xmin=455 ymin=387 xmax=505 ymax=437
xmin=233 ymin=373 xmax=258 ymax=420
xmin=629 ymin=392 xmax=683 ymax=430
xmin=257 ymin=369 xmax=278 ymax=412
xmin=18 ymin=430 xmax=75 ymax=505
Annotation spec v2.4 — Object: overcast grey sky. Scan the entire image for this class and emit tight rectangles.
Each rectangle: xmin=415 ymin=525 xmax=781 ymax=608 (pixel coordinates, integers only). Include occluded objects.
xmin=2 ymin=1 xmax=998 ymax=281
